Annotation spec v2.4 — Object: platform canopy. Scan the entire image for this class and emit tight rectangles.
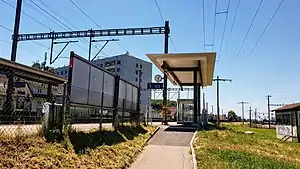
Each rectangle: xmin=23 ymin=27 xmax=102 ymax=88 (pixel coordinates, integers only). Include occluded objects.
xmin=0 ymin=57 xmax=67 ymax=84
xmin=147 ymin=53 xmax=216 ymax=87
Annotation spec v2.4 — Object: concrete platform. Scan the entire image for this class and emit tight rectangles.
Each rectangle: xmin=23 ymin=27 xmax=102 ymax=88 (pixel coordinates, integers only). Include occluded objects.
xmin=130 ymin=124 xmax=196 ymax=169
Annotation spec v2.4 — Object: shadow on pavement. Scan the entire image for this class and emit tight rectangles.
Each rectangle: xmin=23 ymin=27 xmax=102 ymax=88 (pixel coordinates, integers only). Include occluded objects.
xmin=163 ymin=124 xmax=196 ymax=132
xmin=68 ymin=125 xmax=147 ymax=154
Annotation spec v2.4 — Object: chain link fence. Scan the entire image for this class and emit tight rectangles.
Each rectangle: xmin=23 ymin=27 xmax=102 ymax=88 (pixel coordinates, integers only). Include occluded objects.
xmin=0 ymin=53 xmax=141 ymax=140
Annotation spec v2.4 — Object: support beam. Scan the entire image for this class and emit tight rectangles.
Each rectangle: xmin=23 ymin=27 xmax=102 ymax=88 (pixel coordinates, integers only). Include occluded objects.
xmin=198 ymin=61 xmax=203 ymax=85
xmin=193 ymin=70 xmax=198 ymax=123
xmin=166 ymin=67 xmax=198 ymax=71
xmin=162 ymin=21 xmax=169 ymax=125
xmin=16 ymin=26 xmax=167 ymax=41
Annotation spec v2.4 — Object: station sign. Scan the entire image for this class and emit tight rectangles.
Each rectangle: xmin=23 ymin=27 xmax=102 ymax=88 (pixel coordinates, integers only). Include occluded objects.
xmin=147 ymin=83 xmax=164 ymax=89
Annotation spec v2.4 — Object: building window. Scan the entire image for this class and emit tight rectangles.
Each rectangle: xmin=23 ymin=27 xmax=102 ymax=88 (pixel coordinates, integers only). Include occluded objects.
xmin=100 ymin=64 xmax=103 ymax=67
xmin=140 ymin=64 xmax=142 ymax=68
xmin=117 ymin=60 xmax=121 ymax=64
xmin=61 ymin=71 xmax=63 ymax=75
xmin=136 ymin=63 xmax=138 ymax=68
xmin=97 ymin=64 xmax=99 ymax=66
xmin=65 ymin=70 xmax=67 ymax=74
xmin=136 ymin=70 xmax=139 ymax=75
xmin=135 ymin=78 xmax=138 ymax=82
xmin=117 ymin=68 xmax=120 ymax=72
xmin=105 ymin=61 xmax=116 ymax=67
xmin=107 ymin=68 xmax=115 ymax=73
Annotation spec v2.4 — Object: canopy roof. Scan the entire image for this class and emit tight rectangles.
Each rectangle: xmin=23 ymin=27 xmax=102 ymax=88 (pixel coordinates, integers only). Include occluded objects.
xmin=147 ymin=53 xmax=216 ymax=87
xmin=273 ymin=103 xmax=300 ymax=112
xmin=0 ymin=57 xmax=67 ymax=84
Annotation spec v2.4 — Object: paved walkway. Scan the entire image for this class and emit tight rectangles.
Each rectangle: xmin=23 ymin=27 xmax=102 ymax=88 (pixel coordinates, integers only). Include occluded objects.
xmin=130 ymin=124 xmax=196 ymax=169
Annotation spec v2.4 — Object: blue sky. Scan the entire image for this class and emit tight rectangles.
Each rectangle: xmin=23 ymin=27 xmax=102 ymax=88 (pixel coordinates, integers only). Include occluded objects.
xmin=0 ymin=0 xmax=299 ymax=120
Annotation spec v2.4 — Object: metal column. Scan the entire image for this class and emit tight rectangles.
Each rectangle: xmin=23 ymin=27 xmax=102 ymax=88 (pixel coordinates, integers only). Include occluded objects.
xmin=162 ymin=21 xmax=169 ymax=125
xmin=193 ymin=70 xmax=198 ymax=123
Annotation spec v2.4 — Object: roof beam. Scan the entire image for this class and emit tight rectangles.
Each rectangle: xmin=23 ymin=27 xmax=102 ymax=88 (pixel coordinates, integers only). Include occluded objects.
xmin=198 ymin=60 xmax=203 ymax=85
xmin=166 ymin=67 xmax=198 ymax=71
xmin=161 ymin=62 xmax=182 ymax=87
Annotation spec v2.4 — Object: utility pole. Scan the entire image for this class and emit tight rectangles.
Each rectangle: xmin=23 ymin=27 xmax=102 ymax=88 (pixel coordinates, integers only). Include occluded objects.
xmin=248 ymin=106 xmax=252 ymax=127
xmin=238 ymin=101 xmax=248 ymax=124
xmin=213 ymin=76 xmax=231 ymax=126
xmin=254 ymin=108 xmax=257 ymax=128
xmin=138 ymin=70 xmax=142 ymax=126
xmin=4 ymin=0 xmax=23 ymax=116
xmin=266 ymin=95 xmax=271 ymax=129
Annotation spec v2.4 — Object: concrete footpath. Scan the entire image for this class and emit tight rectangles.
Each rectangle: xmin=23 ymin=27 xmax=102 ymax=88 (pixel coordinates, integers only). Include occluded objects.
xmin=130 ymin=124 xmax=196 ymax=169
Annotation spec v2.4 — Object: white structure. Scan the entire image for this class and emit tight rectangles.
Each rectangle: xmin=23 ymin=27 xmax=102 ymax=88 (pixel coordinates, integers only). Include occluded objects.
xmin=55 ymin=52 xmax=152 ymax=114
xmin=274 ymin=103 xmax=300 ymax=142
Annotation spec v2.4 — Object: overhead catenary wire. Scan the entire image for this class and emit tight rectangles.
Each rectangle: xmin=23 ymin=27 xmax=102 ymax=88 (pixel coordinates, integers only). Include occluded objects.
xmin=34 ymin=0 xmax=107 ymax=56
xmin=224 ymin=0 xmax=241 ymax=54
xmin=236 ymin=0 xmax=264 ymax=57
xmin=26 ymin=0 xmax=107 ymax=56
xmin=217 ymin=0 xmax=231 ymax=63
xmin=67 ymin=0 xmax=128 ymax=54
xmin=153 ymin=0 xmax=177 ymax=52
xmin=0 ymin=0 xmax=53 ymax=31
xmin=248 ymin=0 xmax=285 ymax=56
xmin=0 ymin=23 xmax=55 ymax=52
xmin=212 ymin=0 xmax=218 ymax=51
xmin=202 ymin=0 xmax=206 ymax=51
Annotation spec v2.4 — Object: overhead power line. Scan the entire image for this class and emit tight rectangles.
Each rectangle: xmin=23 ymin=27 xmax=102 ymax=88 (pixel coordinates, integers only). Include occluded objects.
xmin=153 ymin=0 xmax=177 ymax=52
xmin=0 ymin=23 xmax=55 ymax=52
xmin=28 ymin=0 xmax=72 ymax=30
xmin=68 ymin=0 xmax=128 ymax=54
xmin=217 ymin=0 xmax=231 ymax=63
xmin=248 ymin=0 xmax=285 ymax=56
xmin=236 ymin=0 xmax=264 ymax=57
xmin=212 ymin=0 xmax=218 ymax=51
xmin=0 ymin=24 xmax=13 ymax=32
xmin=224 ymin=0 xmax=241 ymax=54
xmin=26 ymin=0 xmax=108 ymax=56
xmin=0 ymin=0 xmax=53 ymax=31
xmin=202 ymin=0 xmax=206 ymax=51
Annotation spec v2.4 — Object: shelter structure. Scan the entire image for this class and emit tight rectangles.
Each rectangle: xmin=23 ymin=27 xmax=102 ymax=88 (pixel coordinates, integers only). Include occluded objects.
xmin=147 ymin=53 xmax=216 ymax=124
xmin=273 ymin=103 xmax=300 ymax=142
xmin=0 ymin=57 xmax=67 ymax=129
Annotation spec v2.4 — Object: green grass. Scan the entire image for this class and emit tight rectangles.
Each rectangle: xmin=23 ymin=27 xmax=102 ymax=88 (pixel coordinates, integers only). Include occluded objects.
xmin=0 ymin=125 xmax=156 ymax=169
xmin=194 ymin=122 xmax=300 ymax=169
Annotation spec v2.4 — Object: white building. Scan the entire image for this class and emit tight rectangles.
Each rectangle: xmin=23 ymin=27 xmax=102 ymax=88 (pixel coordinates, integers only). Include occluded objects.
xmin=55 ymin=52 xmax=152 ymax=114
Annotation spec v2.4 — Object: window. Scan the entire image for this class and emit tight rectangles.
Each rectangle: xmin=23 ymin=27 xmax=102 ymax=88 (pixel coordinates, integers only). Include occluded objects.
xmin=65 ymin=70 xmax=67 ymax=74
xmin=117 ymin=60 xmax=121 ymax=64
xmin=97 ymin=64 xmax=99 ymax=66
xmin=140 ymin=64 xmax=142 ymax=68
xmin=136 ymin=63 xmax=138 ymax=68
xmin=136 ymin=70 xmax=139 ymax=75
xmin=135 ymin=78 xmax=138 ymax=82
xmin=107 ymin=68 xmax=115 ymax=73
xmin=61 ymin=71 xmax=63 ymax=75
xmin=100 ymin=64 xmax=103 ymax=67
xmin=117 ymin=68 xmax=120 ymax=72
xmin=105 ymin=61 xmax=116 ymax=67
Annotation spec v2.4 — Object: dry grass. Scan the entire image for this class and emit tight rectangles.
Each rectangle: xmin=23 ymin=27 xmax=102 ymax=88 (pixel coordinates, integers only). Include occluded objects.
xmin=0 ymin=125 xmax=156 ymax=169
xmin=194 ymin=123 xmax=300 ymax=169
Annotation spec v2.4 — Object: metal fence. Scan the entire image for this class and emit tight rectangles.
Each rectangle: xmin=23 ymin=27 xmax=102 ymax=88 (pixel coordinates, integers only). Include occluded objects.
xmin=0 ymin=52 xmax=140 ymax=137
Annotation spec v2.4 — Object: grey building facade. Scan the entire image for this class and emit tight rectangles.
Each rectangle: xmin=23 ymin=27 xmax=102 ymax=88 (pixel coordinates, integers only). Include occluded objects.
xmin=55 ymin=52 xmax=152 ymax=114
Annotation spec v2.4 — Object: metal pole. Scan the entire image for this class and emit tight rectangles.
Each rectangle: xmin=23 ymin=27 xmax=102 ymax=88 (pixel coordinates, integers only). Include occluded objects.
xmin=88 ymin=31 xmax=92 ymax=61
xmin=249 ymin=106 xmax=251 ymax=126
xmin=216 ymin=76 xmax=220 ymax=126
xmin=162 ymin=21 xmax=169 ymax=125
xmin=242 ymin=103 xmax=245 ymax=124
xmin=4 ymin=0 xmax=23 ymax=116
xmin=255 ymin=108 xmax=257 ymax=128
xmin=193 ymin=70 xmax=198 ymax=123
xmin=267 ymin=95 xmax=271 ymax=129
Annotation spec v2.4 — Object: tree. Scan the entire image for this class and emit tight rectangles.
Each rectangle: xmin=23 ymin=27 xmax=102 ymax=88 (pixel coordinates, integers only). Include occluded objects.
xmin=228 ymin=110 xmax=237 ymax=122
